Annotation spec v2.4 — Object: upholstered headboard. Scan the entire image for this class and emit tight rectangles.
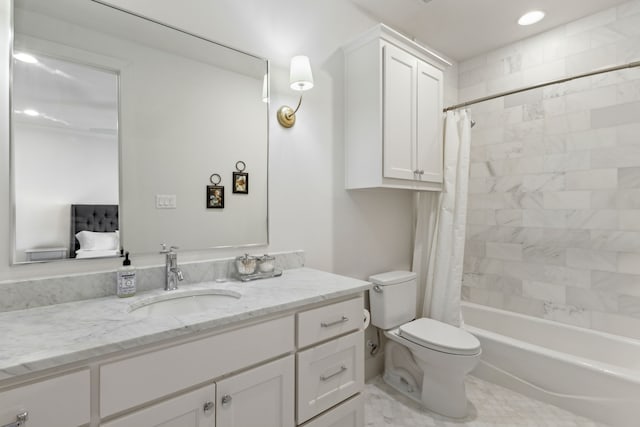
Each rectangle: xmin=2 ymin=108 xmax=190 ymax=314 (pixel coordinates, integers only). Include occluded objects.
xmin=69 ymin=204 xmax=119 ymax=258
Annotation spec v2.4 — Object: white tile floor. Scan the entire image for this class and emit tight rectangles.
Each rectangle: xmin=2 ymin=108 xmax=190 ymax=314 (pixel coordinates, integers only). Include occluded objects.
xmin=364 ymin=375 xmax=607 ymax=426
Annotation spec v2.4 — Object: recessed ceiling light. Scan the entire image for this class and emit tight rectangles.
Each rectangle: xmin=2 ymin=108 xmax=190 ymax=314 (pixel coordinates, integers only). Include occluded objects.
xmin=518 ymin=10 xmax=545 ymax=26
xmin=23 ymin=109 xmax=40 ymax=117
xmin=13 ymin=52 xmax=38 ymax=64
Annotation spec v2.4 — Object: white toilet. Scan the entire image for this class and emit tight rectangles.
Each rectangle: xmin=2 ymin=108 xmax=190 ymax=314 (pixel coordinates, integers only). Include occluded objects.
xmin=369 ymin=271 xmax=481 ymax=418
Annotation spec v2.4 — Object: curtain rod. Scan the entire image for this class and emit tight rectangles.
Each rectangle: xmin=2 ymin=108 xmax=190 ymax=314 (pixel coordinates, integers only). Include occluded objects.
xmin=443 ymin=60 xmax=640 ymax=112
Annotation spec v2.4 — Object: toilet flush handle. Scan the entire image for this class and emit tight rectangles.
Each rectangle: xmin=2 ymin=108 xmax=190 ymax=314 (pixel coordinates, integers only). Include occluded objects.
xmin=373 ymin=285 xmax=383 ymax=293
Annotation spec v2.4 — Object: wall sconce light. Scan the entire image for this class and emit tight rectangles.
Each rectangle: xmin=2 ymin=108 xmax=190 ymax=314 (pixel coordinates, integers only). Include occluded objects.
xmin=277 ymin=55 xmax=313 ymax=128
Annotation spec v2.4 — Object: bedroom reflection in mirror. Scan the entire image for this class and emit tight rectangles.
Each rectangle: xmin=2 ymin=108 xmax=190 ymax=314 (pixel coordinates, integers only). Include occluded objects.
xmin=12 ymin=53 xmax=119 ymax=263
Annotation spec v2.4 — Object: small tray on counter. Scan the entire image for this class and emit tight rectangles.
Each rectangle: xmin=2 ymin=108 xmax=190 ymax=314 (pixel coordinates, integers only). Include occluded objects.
xmin=238 ymin=269 xmax=283 ymax=282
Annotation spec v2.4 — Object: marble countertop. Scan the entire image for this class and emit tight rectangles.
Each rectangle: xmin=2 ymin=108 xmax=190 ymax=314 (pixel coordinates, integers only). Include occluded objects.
xmin=0 ymin=268 xmax=370 ymax=382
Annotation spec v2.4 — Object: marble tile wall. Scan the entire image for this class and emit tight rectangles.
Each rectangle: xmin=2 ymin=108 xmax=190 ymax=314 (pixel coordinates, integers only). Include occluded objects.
xmin=460 ymin=0 xmax=640 ymax=340
xmin=0 ymin=250 xmax=305 ymax=312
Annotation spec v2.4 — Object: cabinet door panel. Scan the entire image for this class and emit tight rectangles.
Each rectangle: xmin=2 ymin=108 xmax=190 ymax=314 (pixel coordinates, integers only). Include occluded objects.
xmin=416 ymin=60 xmax=443 ymax=183
xmin=216 ymin=355 xmax=294 ymax=427
xmin=101 ymin=385 xmax=215 ymax=427
xmin=383 ymin=44 xmax=417 ymax=181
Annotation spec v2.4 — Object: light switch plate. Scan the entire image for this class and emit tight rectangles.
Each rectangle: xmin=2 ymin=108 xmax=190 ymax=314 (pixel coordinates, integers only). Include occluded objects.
xmin=156 ymin=194 xmax=177 ymax=209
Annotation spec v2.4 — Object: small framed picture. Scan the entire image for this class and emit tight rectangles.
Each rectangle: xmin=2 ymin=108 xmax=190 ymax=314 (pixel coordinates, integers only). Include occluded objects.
xmin=233 ymin=172 xmax=249 ymax=194
xmin=206 ymin=185 xmax=224 ymax=209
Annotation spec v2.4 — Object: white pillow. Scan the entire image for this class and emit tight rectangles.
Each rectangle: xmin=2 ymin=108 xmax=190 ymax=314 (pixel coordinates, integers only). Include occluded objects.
xmin=75 ymin=230 xmax=119 ymax=251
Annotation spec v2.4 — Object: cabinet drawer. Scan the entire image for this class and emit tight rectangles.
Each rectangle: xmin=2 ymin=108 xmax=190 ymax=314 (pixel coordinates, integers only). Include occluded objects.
xmin=101 ymin=384 xmax=215 ymax=427
xmin=296 ymin=331 xmax=364 ymax=424
xmin=302 ymin=394 xmax=363 ymax=427
xmin=297 ymin=296 xmax=363 ymax=348
xmin=101 ymin=315 xmax=294 ymax=417
xmin=0 ymin=369 xmax=89 ymax=427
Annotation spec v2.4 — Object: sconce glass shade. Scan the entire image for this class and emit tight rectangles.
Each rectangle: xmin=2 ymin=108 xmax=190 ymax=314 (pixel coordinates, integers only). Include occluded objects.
xmin=289 ymin=56 xmax=314 ymax=91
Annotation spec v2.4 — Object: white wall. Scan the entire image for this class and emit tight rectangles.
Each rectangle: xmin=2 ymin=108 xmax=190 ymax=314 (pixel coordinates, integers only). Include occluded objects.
xmin=0 ymin=0 xmax=457 ymax=287
xmin=461 ymin=0 xmax=640 ymax=340
xmin=14 ymin=125 xmax=118 ymax=261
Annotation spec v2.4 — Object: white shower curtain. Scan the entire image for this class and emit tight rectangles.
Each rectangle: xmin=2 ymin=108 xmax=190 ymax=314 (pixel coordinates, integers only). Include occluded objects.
xmin=413 ymin=110 xmax=472 ymax=327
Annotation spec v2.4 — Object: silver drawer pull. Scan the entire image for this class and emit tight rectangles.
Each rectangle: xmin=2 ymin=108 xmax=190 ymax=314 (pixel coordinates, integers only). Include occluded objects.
xmin=320 ymin=316 xmax=349 ymax=328
xmin=203 ymin=401 xmax=214 ymax=414
xmin=320 ymin=365 xmax=347 ymax=381
xmin=3 ymin=412 xmax=28 ymax=427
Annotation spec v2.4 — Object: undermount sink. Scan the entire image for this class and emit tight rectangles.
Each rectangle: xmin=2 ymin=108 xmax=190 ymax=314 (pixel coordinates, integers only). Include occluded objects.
xmin=129 ymin=289 xmax=242 ymax=317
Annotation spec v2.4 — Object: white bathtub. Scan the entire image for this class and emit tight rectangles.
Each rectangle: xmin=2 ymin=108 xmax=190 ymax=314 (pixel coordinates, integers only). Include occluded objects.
xmin=461 ymin=301 xmax=640 ymax=427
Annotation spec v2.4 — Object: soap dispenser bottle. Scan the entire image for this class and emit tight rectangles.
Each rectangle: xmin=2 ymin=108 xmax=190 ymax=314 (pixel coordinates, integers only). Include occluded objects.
xmin=117 ymin=252 xmax=137 ymax=298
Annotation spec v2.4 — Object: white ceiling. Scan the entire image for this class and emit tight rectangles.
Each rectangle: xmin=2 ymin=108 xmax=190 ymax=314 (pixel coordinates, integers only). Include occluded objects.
xmin=350 ymin=0 xmax=629 ymax=60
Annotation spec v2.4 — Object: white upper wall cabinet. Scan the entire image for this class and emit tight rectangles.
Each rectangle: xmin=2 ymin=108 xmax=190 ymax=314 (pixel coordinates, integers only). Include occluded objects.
xmin=344 ymin=24 xmax=449 ymax=191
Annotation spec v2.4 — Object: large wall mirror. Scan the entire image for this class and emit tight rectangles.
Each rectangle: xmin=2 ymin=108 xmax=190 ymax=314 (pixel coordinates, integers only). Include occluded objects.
xmin=11 ymin=0 xmax=269 ymax=264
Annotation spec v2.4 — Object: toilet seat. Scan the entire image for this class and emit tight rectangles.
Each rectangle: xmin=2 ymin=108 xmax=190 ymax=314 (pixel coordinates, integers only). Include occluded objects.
xmin=398 ymin=318 xmax=480 ymax=356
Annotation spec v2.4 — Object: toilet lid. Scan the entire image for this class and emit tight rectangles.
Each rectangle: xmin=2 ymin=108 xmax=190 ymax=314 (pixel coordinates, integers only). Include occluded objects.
xmin=399 ymin=318 xmax=481 ymax=356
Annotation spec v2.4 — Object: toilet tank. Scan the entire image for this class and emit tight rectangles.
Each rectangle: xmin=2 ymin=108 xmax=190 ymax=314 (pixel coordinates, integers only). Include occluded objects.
xmin=368 ymin=271 xmax=417 ymax=329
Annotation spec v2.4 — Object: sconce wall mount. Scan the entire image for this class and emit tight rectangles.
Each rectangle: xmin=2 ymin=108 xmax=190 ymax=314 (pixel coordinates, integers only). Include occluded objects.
xmin=277 ymin=97 xmax=302 ymax=128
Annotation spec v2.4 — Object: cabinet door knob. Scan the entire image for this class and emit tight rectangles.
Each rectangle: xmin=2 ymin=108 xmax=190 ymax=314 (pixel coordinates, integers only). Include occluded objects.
xmin=419 ymin=170 xmax=425 ymax=175
xmin=2 ymin=412 xmax=28 ymax=427
xmin=203 ymin=401 xmax=214 ymax=414
xmin=221 ymin=394 xmax=232 ymax=407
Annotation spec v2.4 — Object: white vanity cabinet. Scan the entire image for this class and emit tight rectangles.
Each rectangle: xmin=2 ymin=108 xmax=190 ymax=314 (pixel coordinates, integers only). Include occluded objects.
xmin=0 ymin=369 xmax=90 ymax=427
xmin=344 ymin=24 xmax=449 ymax=191
xmin=101 ymin=297 xmax=365 ymax=427
xmin=0 ymin=291 xmax=366 ymax=427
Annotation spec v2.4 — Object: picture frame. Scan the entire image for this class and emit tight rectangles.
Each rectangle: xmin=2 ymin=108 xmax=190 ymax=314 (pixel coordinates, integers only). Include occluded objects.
xmin=206 ymin=185 xmax=224 ymax=209
xmin=232 ymin=172 xmax=249 ymax=194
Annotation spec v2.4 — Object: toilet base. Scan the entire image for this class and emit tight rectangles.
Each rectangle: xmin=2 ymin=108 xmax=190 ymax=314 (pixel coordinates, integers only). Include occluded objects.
xmin=420 ymin=367 xmax=469 ymax=418
xmin=383 ymin=338 xmax=473 ymax=419
xmin=382 ymin=360 xmax=468 ymax=419
xmin=382 ymin=369 xmax=423 ymax=404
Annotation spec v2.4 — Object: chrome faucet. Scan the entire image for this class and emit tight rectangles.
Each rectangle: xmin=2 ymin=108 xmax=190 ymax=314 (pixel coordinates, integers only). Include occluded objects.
xmin=161 ymin=244 xmax=184 ymax=291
